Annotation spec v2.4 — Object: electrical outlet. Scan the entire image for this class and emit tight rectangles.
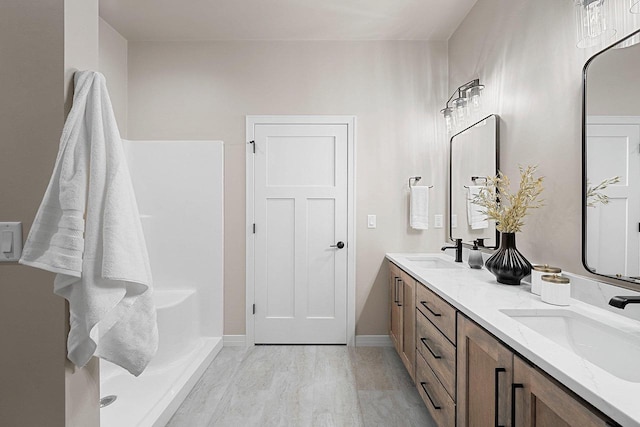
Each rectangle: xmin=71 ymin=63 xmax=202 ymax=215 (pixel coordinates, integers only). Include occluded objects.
xmin=451 ymin=214 xmax=458 ymax=229
xmin=434 ymin=214 xmax=443 ymax=229
xmin=367 ymin=215 xmax=376 ymax=229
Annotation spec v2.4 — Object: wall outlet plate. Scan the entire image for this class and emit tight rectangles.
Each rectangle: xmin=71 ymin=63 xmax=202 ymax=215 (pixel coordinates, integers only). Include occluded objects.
xmin=367 ymin=215 xmax=376 ymax=229
xmin=434 ymin=214 xmax=443 ymax=229
xmin=451 ymin=214 xmax=458 ymax=229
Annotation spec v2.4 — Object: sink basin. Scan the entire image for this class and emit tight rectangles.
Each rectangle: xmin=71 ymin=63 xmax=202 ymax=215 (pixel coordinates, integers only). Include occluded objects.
xmin=501 ymin=309 xmax=640 ymax=382
xmin=404 ymin=256 xmax=463 ymax=269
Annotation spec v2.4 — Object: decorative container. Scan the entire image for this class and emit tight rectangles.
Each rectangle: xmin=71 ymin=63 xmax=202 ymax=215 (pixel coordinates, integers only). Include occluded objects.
xmin=485 ymin=233 xmax=532 ymax=285
xmin=541 ymin=274 xmax=571 ymax=306
xmin=531 ymin=265 xmax=562 ymax=295
xmin=468 ymin=240 xmax=484 ymax=269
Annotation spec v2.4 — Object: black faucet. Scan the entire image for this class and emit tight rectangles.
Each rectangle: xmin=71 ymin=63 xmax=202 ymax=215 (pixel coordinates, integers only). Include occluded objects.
xmin=441 ymin=238 xmax=463 ymax=263
xmin=609 ymin=296 xmax=640 ymax=309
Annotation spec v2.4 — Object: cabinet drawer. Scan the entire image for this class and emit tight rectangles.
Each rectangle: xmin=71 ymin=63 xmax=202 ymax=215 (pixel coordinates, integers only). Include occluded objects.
xmin=416 ymin=352 xmax=455 ymax=427
xmin=416 ymin=283 xmax=456 ymax=344
xmin=416 ymin=309 xmax=456 ymax=399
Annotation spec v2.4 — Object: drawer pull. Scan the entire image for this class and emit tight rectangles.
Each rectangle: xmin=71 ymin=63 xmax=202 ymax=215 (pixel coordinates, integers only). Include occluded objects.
xmin=420 ymin=338 xmax=441 ymax=359
xmin=420 ymin=301 xmax=441 ymax=317
xmin=495 ymin=368 xmax=506 ymax=427
xmin=511 ymin=383 xmax=523 ymax=427
xmin=420 ymin=382 xmax=442 ymax=410
xmin=398 ymin=279 xmax=403 ymax=307
xmin=394 ymin=278 xmax=400 ymax=303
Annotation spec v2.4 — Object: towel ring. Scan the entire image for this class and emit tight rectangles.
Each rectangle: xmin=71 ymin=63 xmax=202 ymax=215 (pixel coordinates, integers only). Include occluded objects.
xmin=409 ymin=176 xmax=433 ymax=189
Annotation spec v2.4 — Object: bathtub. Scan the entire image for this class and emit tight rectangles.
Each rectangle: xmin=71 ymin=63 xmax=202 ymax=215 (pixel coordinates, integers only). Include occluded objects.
xmin=100 ymin=289 xmax=222 ymax=427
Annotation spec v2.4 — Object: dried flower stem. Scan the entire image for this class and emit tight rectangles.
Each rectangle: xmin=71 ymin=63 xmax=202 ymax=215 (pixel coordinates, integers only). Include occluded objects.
xmin=473 ymin=165 xmax=544 ymax=233
xmin=586 ymin=176 xmax=621 ymax=207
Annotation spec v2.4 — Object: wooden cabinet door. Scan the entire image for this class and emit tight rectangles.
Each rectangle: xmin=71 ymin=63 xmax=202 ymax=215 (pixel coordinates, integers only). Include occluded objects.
xmin=400 ymin=275 xmax=415 ymax=381
xmin=458 ymin=314 xmax=514 ymax=427
xmin=513 ymin=356 xmax=611 ymax=427
xmin=389 ymin=263 xmax=402 ymax=354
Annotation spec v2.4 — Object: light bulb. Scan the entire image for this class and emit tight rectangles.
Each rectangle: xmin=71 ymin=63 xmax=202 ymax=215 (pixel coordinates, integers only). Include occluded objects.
xmin=452 ymin=97 xmax=467 ymax=129
xmin=466 ymin=85 xmax=483 ymax=120
xmin=441 ymin=107 xmax=454 ymax=134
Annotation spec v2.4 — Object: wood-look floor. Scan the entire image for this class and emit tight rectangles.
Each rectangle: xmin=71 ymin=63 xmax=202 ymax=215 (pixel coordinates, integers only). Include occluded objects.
xmin=166 ymin=345 xmax=436 ymax=427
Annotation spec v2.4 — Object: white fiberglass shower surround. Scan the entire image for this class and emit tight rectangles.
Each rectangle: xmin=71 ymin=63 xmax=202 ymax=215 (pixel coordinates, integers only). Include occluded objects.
xmin=100 ymin=140 xmax=224 ymax=427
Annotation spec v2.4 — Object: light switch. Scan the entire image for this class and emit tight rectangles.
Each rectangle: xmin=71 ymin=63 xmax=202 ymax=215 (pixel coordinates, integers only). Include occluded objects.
xmin=434 ymin=214 xmax=443 ymax=229
xmin=0 ymin=222 xmax=22 ymax=262
xmin=451 ymin=214 xmax=458 ymax=229
xmin=1 ymin=231 xmax=12 ymax=253
xmin=367 ymin=215 xmax=376 ymax=229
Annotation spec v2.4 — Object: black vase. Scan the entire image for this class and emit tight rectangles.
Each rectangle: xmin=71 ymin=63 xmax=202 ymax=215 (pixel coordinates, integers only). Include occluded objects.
xmin=485 ymin=233 xmax=532 ymax=285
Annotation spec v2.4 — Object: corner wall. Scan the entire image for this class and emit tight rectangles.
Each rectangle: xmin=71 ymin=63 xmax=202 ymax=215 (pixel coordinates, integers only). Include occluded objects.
xmin=127 ymin=41 xmax=449 ymax=335
xmin=64 ymin=0 xmax=101 ymax=424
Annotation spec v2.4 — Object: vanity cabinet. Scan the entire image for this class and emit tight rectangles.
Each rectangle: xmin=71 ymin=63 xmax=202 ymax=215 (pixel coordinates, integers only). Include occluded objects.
xmin=458 ymin=313 xmax=613 ymax=427
xmin=388 ymin=263 xmax=416 ymax=380
xmin=399 ymin=270 xmax=416 ymax=380
xmin=414 ymin=274 xmax=458 ymax=426
xmin=513 ymin=356 xmax=610 ymax=427
xmin=417 ymin=351 xmax=456 ymax=427
xmin=388 ymin=260 xmax=617 ymax=427
xmin=457 ymin=314 xmax=514 ymax=427
xmin=416 ymin=304 xmax=457 ymax=427
xmin=389 ymin=262 xmax=402 ymax=353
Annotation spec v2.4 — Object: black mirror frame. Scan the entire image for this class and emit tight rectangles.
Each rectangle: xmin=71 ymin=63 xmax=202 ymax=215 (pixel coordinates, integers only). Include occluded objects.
xmin=448 ymin=114 xmax=500 ymax=250
xmin=581 ymin=28 xmax=640 ymax=285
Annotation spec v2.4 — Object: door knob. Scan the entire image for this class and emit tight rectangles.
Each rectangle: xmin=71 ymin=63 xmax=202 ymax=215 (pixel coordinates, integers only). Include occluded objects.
xmin=330 ymin=241 xmax=345 ymax=249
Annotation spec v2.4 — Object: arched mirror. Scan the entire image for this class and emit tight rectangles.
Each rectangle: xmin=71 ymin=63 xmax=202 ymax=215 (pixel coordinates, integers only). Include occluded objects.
xmin=583 ymin=29 xmax=640 ymax=284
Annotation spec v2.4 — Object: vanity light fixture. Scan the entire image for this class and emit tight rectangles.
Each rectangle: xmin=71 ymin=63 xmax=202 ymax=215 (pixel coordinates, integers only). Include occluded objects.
xmin=574 ymin=0 xmax=617 ymax=48
xmin=441 ymin=79 xmax=484 ymax=134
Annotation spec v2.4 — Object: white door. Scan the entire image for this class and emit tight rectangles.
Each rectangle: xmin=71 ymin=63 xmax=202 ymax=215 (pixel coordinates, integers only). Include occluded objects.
xmin=253 ymin=123 xmax=348 ymax=344
xmin=586 ymin=121 xmax=640 ymax=276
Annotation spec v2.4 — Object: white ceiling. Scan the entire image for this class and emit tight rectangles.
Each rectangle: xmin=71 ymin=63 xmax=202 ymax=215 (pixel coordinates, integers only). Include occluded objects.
xmin=99 ymin=0 xmax=477 ymax=41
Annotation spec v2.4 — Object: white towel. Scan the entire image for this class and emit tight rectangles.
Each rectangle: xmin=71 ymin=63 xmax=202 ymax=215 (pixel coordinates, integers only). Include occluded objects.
xmin=20 ymin=71 xmax=158 ymax=376
xmin=410 ymin=186 xmax=429 ymax=230
xmin=467 ymin=186 xmax=489 ymax=230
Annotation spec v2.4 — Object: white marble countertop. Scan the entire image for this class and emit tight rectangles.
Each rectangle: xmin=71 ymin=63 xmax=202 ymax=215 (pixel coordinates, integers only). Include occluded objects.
xmin=386 ymin=252 xmax=640 ymax=427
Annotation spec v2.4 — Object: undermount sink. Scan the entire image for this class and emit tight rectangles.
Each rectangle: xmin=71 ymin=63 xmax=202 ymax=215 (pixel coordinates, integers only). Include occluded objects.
xmin=404 ymin=256 xmax=463 ymax=269
xmin=501 ymin=309 xmax=640 ymax=382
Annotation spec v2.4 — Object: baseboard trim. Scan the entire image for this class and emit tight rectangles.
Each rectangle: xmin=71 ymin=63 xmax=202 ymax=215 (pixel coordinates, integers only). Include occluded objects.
xmin=223 ymin=335 xmax=246 ymax=347
xmin=355 ymin=335 xmax=393 ymax=347
xmin=224 ymin=334 xmax=391 ymax=347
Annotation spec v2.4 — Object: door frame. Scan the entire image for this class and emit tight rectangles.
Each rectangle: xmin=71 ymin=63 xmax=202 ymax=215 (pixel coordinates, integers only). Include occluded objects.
xmin=245 ymin=115 xmax=357 ymax=346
